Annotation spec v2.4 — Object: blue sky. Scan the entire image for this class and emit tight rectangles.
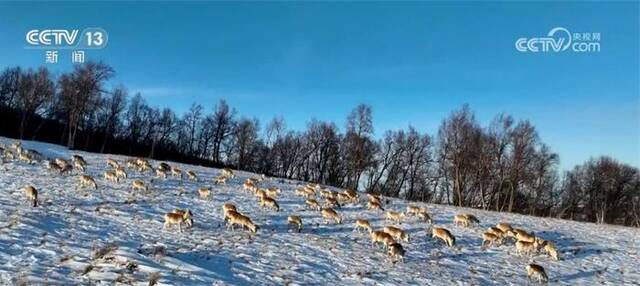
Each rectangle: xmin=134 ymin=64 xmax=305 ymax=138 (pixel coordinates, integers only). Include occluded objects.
xmin=0 ymin=1 xmax=638 ymax=171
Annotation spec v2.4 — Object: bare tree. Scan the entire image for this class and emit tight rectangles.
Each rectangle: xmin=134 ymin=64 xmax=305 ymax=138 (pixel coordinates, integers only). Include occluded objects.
xmin=15 ymin=67 xmax=55 ymax=139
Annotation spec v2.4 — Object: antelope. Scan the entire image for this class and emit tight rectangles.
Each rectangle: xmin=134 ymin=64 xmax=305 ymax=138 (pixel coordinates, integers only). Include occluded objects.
xmin=115 ymin=166 xmax=128 ymax=179
xmin=496 ymin=222 xmax=513 ymax=233
xmin=260 ymin=196 xmax=280 ymax=211
xmin=367 ymin=201 xmax=384 ymax=211
xmin=222 ymin=203 xmax=237 ymax=221
xmin=171 ymin=167 xmax=183 ymax=178
xmin=541 ymin=240 xmax=559 ymax=260
xmin=354 ymin=219 xmax=373 ymax=233
xmin=59 ymin=162 xmax=73 ymax=175
xmin=385 ymin=211 xmax=405 ymax=224
xmin=47 ymin=160 xmax=62 ymax=172
xmin=388 ymin=243 xmax=405 ymax=263
xmin=54 ymin=158 xmax=69 ymax=169
xmin=18 ymin=152 xmax=32 ymax=164
xmin=138 ymin=161 xmax=152 ymax=173
xmin=265 ymin=187 xmax=281 ymax=197
xmin=163 ymin=209 xmax=192 ymax=232
xmin=371 ymin=230 xmax=395 ymax=249
xmin=226 ymin=210 xmax=258 ymax=233
xmin=526 ymin=264 xmax=548 ymax=283
xmin=406 ymin=205 xmax=421 ymax=216
xmin=213 ymin=176 xmax=226 ymax=185
xmin=417 ymin=209 xmax=433 ymax=224
xmin=222 ymin=168 xmax=235 ymax=178
xmin=23 ymin=185 xmax=38 ymax=207
xmin=2 ymin=149 xmax=14 ymax=160
xmin=156 ymin=168 xmax=168 ymax=179
xmin=132 ymin=180 xmax=148 ymax=192
xmin=104 ymin=171 xmax=119 ymax=183
xmin=172 ymin=209 xmax=194 ymax=228
xmin=246 ymin=177 xmax=259 ymax=185
xmin=254 ymin=188 xmax=267 ymax=200
xmin=321 ymin=208 xmax=342 ymax=224
xmin=305 ymin=198 xmax=321 ymax=211
xmin=487 ymin=227 xmax=504 ymax=238
xmin=158 ymin=162 xmax=171 ymax=172
xmin=383 ymin=226 xmax=409 ymax=242
xmin=307 ymin=183 xmax=320 ymax=190
xmin=303 ymin=187 xmax=316 ymax=197
xmin=288 ymin=215 xmax=303 ymax=232
xmin=294 ymin=187 xmax=307 ymax=197
xmin=73 ymin=158 xmax=86 ymax=172
xmin=509 ymin=229 xmax=535 ymax=243
xmin=324 ymin=197 xmax=341 ymax=209
xmin=344 ymin=189 xmax=358 ymax=202
xmin=453 ymin=214 xmax=471 ymax=227
xmin=244 ymin=182 xmax=257 ymax=192
xmin=367 ymin=193 xmax=382 ymax=205
xmin=198 ymin=187 xmax=211 ymax=200
xmin=482 ymin=232 xmax=502 ymax=248
xmin=107 ymin=158 xmax=120 ymax=169
xmin=186 ymin=170 xmax=197 ymax=181
xmin=320 ymin=189 xmax=334 ymax=199
xmin=125 ymin=159 xmax=138 ymax=169
xmin=515 ymin=240 xmax=539 ymax=256
xmin=337 ymin=193 xmax=351 ymax=203
xmin=79 ymin=175 xmax=98 ymax=190
xmin=431 ymin=227 xmax=456 ymax=247
xmin=464 ymin=214 xmax=480 ymax=225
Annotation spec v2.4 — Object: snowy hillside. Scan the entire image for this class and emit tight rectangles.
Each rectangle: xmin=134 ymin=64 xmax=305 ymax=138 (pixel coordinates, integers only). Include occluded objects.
xmin=0 ymin=137 xmax=638 ymax=285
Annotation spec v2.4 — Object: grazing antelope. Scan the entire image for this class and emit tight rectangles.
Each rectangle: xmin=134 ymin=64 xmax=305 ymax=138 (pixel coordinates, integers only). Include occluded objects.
xmin=417 ymin=209 xmax=433 ymax=224
xmin=526 ymin=264 xmax=548 ymax=283
xmin=367 ymin=193 xmax=382 ymax=205
xmin=132 ymin=180 xmax=149 ymax=192
xmin=115 ymin=166 xmax=128 ymax=179
xmin=186 ymin=170 xmax=197 ymax=181
xmin=383 ymin=226 xmax=409 ymax=242
xmin=388 ymin=242 xmax=405 ymax=263
xmin=542 ymin=240 xmax=559 ymax=260
xmin=172 ymin=209 xmax=194 ymax=228
xmin=385 ymin=211 xmax=405 ymax=224
xmin=260 ymin=196 xmax=280 ymax=211
xmin=371 ymin=230 xmax=396 ymax=249
xmin=288 ymin=215 xmax=303 ymax=232
xmin=344 ymin=189 xmax=358 ymax=202
xmin=138 ymin=161 xmax=152 ymax=173
xmin=47 ymin=160 xmax=62 ymax=172
xmin=367 ymin=201 xmax=384 ymax=211
xmin=125 ymin=159 xmax=138 ymax=169
xmin=79 ymin=175 xmax=98 ymax=190
xmin=406 ymin=205 xmax=421 ymax=216
xmin=515 ymin=240 xmax=539 ymax=256
xmin=104 ymin=170 xmax=119 ymax=183
xmin=156 ymin=168 xmax=168 ymax=179
xmin=163 ymin=209 xmax=192 ymax=232
xmin=354 ymin=219 xmax=373 ymax=233
xmin=158 ymin=162 xmax=171 ymax=172
xmin=487 ymin=227 xmax=504 ymax=238
xmin=222 ymin=203 xmax=237 ymax=221
xmin=243 ymin=181 xmax=257 ymax=192
xmin=73 ymin=158 xmax=86 ymax=172
xmin=213 ymin=176 xmax=227 ymax=185
xmin=222 ymin=168 xmax=235 ymax=178
xmin=431 ymin=227 xmax=456 ymax=247
xmin=18 ymin=152 xmax=32 ymax=164
xmin=324 ymin=197 xmax=341 ymax=209
xmin=496 ymin=222 xmax=513 ymax=233
xmin=107 ymin=158 xmax=120 ymax=169
xmin=453 ymin=214 xmax=471 ymax=227
xmin=226 ymin=210 xmax=258 ymax=233
xmin=320 ymin=189 xmax=335 ymax=199
xmin=265 ymin=187 xmax=281 ymax=197
xmin=464 ymin=214 xmax=480 ymax=225
xmin=305 ymin=198 xmax=321 ymax=211
xmin=23 ymin=185 xmax=38 ymax=207
xmin=510 ymin=229 xmax=535 ymax=243
xmin=59 ymin=162 xmax=73 ymax=175
xmin=482 ymin=232 xmax=502 ymax=248
xmin=321 ymin=208 xmax=342 ymax=224
xmin=337 ymin=193 xmax=351 ymax=203
xmin=171 ymin=167 xmax=183 ymax=178
xmin=198 ymin=187 xmax=211 ymax=200
xmin=254 ymin=188 xmax=267 ymax=200
xmin=54 ymin=158 xmax=69 ymax=169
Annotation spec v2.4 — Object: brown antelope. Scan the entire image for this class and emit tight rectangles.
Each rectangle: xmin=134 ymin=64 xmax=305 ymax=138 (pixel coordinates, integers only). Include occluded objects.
xmin=344 ymin=189 xmax=358 ymax=202
xmin=163 ymin=209 xmax=192 ymax=232
xmin=319 ymin=189 xmax=334 ymax=199
xmin=59 ymin=162 xmax=73 ymax=175
xmin=515 ymin=240 xmax=539 ymax=256
xmin=496 ymin=222 xmax=513 ymax=233
xmin=47 ymin=160 xmax=62 ymax=172
xmin=171 ymin=167 xmax=183 ymax=178
xmin=324 ymin=197 xmax=341 ymax=209
xmin=406 ymin=205 xmax=421 ymax=216
xmin=464 ymin=214 xmax=480 ymax=225
xmin=288 ymin=215 xmax=303 ymax=232
xmin=265 ymin=187 xmax=281 ymax=197
xmin=132 ymin=180 xmax=148 ymax=192
xmin=417 ymin=209 xmax=433 ymax=224
xmin=367 ymin=193 xmax=382 ymax=205
xmin=385 ymin=211 xmax=405 ymax=224
xmin=367 ymin=201 xmax=384 ymax=211
xmin=226 ymin=210 xmax=258 ymax=233
xmin=172 ymin=209 xmax=194 ymax=228
xmin=260 ymin=196 xmax=280 ymax=211
xmin=510 ymin=229 xmax=535 ymax=243
xmin=321 ymin=208 xmax=342 ymax=224
xmin=156 ymin=168 xmax=168 ymax=179
xmin=79 ymin=175 xmax=98 ymax=190
xmin=107 ymin=158 xmax=120 ymax=168
xmin=526 ymin=264 xmax=548 ymax=283
xmin=104 ymin=170 xmax=119 ymax=183
xmin=431 ymin=227 xmax=456 ymax=247
xmin=54 ymin=158 xmax=69 ymax=169
xmin=540 ymin=240 xmax=559 ymax=260
xmin=453 ymin=214 xmax=471 ymax=227
xmin=254 ymin=188 xmax=267 ymax=200
xmin=158 ymin=162 xmax=171 ymax=172
xmin=18 ymin=152 xmax=32 ymax=164
xmin=23 ymin=185 xmax=38 ymax=207
xmin=294 ymin=187 xmax=307 ymax=197
xmin=487 ymin=227 xmax=504 ymax=238
xmin=371 ymin=230 xmax=395 ymax=249
xmin=125 ymin=159 xmax=138 ymax=169
xmin=305 ymin=198 xmax=321 ymax=211
xmin=303 ymin=187 xmax=316 ymax=197
xmin=243 ymin=181 xmax=257 ymax=192
xmin=186 ymin=170 xmax=197 ymax=181
xmin=222 ymin=168 xmax=235 ymax=178
xmin=222 ymin=203 xmax=237 ymax=221
xmin=73 ymin=158 xmax=86 ymax=172
xmin=337 ymin=193 xmax=351 ymax=203
xmin=388 ymin=243 xmax=405 ymax=263
xmin=198 ymin=187 xmax=211 ymax=200
xmin=482 ymin=232 xmax=502 ymax=248
xmin=383 ymin=226 xmax=409 ymax=242
xmin=115 ymin=166 xmax=128 ymax=179
xmin=354 ymin=219 xmax=373 ymax=233
xmin=213 ymin=176 xmax=227 ymax=185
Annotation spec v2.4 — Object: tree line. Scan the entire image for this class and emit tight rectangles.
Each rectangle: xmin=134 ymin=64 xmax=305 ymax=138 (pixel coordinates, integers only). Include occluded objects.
xmin=1 ymin=62 xmax=638 ymax=227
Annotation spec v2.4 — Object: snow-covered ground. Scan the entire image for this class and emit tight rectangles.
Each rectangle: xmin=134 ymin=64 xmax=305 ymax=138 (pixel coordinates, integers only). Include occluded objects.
xmin=0 ymin=137 xmax=638 ymax=285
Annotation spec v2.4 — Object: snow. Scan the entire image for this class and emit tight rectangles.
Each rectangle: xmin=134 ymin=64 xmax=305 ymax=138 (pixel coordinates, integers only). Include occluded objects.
xmin=0 ymin=137 xmax=638 ymax=285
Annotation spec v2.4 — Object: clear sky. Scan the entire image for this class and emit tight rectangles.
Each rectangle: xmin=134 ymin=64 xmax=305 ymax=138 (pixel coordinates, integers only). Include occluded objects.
xmin=0 ymin=1 xmax=638 ymax=171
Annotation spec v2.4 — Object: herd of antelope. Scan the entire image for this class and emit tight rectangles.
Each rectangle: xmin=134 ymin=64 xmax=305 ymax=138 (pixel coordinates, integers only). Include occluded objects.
xmin=0 ymin=140 xmax=560 ymax=284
